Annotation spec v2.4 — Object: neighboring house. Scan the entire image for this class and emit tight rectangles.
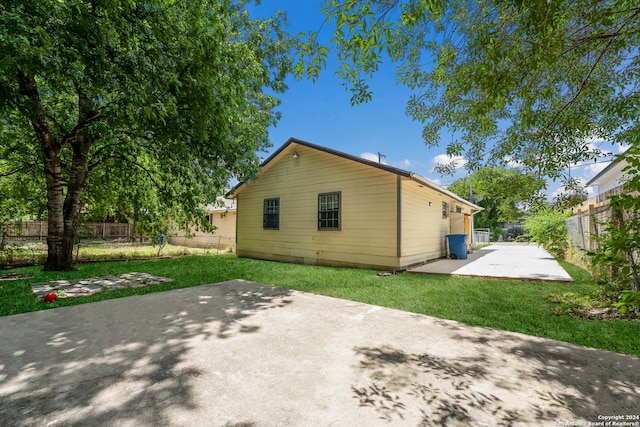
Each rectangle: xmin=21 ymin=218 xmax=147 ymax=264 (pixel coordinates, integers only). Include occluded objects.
xmin=568 ymin=155 xmax=631 ymax=252
xmin=574 ymin=156 xmax=630 ymax=214
xmin=226 ymin=138 xmax=482 ymax=270
xmin=586 ymin=157 xmax=630 ymax=196
xmin=168 ymin=198 xmax=236 ymax=250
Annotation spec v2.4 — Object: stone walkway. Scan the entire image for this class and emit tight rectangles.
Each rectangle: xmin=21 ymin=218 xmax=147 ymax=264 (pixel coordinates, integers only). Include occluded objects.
xmin=30 ymin=272 xmax=174 ymax=299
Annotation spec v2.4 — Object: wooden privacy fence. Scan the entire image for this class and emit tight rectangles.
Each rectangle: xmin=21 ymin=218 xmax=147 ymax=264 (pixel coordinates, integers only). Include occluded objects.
xmin=5 ymin=221 xmax=134 ymax=241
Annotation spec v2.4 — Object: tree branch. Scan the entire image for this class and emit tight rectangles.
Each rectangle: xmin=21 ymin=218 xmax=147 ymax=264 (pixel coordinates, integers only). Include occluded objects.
xmin=545 ymin=8 xmax=640 ymax=130
xmin=16 ymin=70 xmax=60 ymax=153
xmin=0 ymin=164 xmax=32 ymax=177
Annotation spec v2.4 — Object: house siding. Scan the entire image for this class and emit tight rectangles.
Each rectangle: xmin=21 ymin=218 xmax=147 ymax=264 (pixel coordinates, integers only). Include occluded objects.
xmin=399 ymin=178 xmax=452 ymax=266
xmin=169 ymin=211 xmax=236 ymax=249
xmin=236 ymin=144 xmax=400 ymax=269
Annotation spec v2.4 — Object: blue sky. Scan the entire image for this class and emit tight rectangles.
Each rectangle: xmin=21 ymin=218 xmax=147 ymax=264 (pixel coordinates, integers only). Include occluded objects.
xmin=251 ymin=1 xmax=625 ymax=197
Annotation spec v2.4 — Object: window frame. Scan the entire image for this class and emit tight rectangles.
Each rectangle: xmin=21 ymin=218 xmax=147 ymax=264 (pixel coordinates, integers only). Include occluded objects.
xmin=442 ymin=202 xmax=450 ymax=219
xmin=263 ymin=197 xmax=280 ymax=230
xmin=318 ymin=191 xmax=341 ymax=231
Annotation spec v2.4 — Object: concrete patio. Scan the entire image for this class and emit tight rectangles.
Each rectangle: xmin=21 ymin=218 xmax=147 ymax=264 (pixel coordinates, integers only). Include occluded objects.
xmin=409 ymin=243 xmax=573 ymax=282
xmin=1 ymin=279 xmax=637 ymax=426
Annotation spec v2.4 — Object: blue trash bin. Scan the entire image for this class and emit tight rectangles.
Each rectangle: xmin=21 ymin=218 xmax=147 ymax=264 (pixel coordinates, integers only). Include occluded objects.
xmin=446 ymin=234 xmax=468 ymax=260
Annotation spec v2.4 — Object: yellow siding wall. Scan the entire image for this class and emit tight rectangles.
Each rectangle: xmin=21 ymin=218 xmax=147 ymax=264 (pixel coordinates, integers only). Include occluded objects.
xmin=399 ymin=179 xmax=472 ymax=267
xmin=236 ymin=144 xmax=399 ymax=269
xmin=169 ymin=212 xmax=236 ymax=249
xmin=210 ymin=211 xmax=237 ymax=237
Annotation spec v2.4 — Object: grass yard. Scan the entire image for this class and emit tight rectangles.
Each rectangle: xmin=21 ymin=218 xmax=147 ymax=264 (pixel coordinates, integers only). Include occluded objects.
xmin=1 ymin=254 xmax=638 ymax=357
xmin=0 ymin=242 xmax=218 ymax=267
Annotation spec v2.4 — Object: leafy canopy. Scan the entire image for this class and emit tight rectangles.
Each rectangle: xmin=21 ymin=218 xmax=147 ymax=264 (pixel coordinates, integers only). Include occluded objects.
xmin=0 ymin=0 xmax=294 ymax=233
xmin=447 ymin=167 xmax=544 ymax=229
xmin=297 ymin=0 xmax=640 ymax=180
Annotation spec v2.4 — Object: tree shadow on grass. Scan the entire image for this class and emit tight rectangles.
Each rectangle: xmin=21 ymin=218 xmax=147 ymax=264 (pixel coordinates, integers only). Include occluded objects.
xmin=351 ymin=319 xmax=640 ymax=426
xmin=0 ymin=280 xmax=292 ymax=426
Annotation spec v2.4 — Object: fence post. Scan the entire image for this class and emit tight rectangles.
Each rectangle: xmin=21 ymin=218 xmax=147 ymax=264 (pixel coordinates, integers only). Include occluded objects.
xmin=39 ymin=221 xmax=43 ymax=241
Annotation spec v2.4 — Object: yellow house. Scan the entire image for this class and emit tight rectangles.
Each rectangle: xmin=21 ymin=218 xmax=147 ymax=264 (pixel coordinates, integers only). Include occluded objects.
xmin=168 ymin=198 xmax=236 ymax=250
xmin=227 ymin=138 xmax=482 ymax=270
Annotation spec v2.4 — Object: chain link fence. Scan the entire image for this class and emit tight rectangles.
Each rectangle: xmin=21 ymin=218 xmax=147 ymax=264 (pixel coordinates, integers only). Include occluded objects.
xmin=565 ymin=205 xmax=611 ymax=253
xmin=473 ymin=229 xmax=490 ymax=248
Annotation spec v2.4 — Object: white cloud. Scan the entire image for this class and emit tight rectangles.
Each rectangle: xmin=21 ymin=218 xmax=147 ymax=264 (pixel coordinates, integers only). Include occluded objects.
xmin=618 ymin=143 xmax=630 ymax=153
xmin=504 ymin=156 xmax=524 ymax=168
xmin=360 ymin=152 xmax=387 ymax=164
xmin=400 ymin=159 xmax=410 ymax=169
xmin=431 ymin=154 xmax=467 ymax=171
xmin=583 ymin=161 xmax=610 ymax=180
xmin=584 ymin=135 xmax=606 ymax=147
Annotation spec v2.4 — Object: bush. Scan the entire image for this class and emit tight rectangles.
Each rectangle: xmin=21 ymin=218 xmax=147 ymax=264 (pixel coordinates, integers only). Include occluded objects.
xmin=523 ymin=208 xmax=570 ymax=258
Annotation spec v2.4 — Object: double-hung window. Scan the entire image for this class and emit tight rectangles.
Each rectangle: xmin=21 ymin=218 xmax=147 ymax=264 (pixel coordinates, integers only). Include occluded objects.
xmin=263 ymin=198 xmax=280 ymax=229
xmin=318 ymin=192 xmax=341 ymax=230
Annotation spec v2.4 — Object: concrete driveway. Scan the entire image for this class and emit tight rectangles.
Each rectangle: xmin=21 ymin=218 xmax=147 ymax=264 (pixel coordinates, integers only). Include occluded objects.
xmin=1 ymin=280 xmax=638 ymax=426
xmin=410 ymin=243 xmax=573 ymax=282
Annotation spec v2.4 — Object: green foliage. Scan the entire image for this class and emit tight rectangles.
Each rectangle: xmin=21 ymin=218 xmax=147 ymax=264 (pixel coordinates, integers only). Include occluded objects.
xmin=299 ymin=0 xmax=640 ymax=181
xmin=0 ymin=0 xmax=295 ymax=269
xmin=614 ymin=291 xmax=640 ymax=315
xmin=447 ymin=167 xmax=545 ymax=229
xmin=523 ymin=208 xmax=570 ymax=258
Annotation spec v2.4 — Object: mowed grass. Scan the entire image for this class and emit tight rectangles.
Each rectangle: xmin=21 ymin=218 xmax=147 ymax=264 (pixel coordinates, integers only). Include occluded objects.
xmin=1 ymin=254 xmax=638 ymax=357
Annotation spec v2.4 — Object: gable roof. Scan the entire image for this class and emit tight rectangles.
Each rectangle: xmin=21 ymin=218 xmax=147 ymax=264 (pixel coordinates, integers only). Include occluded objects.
xmin=227 ymin=137 xmax=482 ymax=212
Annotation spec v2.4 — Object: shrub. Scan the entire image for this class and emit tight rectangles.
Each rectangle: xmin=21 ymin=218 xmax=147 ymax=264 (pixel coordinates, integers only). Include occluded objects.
xmin=523 ymin=208 xmax=570 ymax=258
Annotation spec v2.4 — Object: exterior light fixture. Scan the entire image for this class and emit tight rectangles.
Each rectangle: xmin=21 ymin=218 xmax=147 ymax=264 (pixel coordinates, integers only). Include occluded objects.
xmin=292 ymin=151 xmax=299 ymax=159
xmin=429 ymin=201 xmax=433 ymax=206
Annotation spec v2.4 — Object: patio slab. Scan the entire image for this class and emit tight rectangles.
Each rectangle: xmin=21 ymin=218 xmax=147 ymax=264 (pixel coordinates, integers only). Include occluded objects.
xmin=409 ymin=243 xmax=573 ymax=282
xmin=0 ymin=280 xmax=637 ymax=426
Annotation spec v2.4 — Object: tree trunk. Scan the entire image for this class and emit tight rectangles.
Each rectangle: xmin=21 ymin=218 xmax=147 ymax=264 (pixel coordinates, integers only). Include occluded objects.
xmin=42 ymin=147 xmax=71 ymax=270
xmin=18 ymin=72 xmax=94 ymax=271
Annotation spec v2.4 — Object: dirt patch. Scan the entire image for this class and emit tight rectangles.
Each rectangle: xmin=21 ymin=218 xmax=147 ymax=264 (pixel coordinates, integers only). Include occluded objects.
xmin=545 ymin=291 xmax=640 ymax=321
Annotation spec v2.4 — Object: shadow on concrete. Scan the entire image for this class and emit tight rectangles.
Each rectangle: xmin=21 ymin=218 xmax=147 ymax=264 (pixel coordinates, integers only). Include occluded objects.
xmin=0 ymin=280 xmax=292 ymax=426
xmin=351 ymin=319 xmax=640 ymax=426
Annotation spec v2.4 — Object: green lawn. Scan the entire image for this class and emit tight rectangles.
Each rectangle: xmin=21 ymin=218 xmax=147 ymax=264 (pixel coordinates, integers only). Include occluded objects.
xmin=1 ymin=254 xmax=638 ymax=357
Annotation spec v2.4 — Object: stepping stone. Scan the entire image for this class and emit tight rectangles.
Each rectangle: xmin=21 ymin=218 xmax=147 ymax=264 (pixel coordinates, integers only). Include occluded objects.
xmin=30 ymin=272 xmax=174 ymax=299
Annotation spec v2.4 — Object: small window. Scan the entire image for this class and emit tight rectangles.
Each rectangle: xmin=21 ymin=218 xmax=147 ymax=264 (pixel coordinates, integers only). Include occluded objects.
xmin=456 ymin=206 xmax=462 ymax=213
xmin=318 ymin=192 xmax=341 ymax=230
xmin=263 ymin=198 xmax=280 ymax=229
xmin=442 ymin=202 xmax=449 ymax=219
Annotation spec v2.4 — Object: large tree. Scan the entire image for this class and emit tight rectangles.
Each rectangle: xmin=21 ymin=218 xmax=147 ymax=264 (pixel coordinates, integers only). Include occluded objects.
xmin=447 ymin=167 xmax=544 ymax=230
xmin=0 ymin=0 xmax=293 ymax=270
xmin=297 ymin=0 xmax=639 ymax=180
